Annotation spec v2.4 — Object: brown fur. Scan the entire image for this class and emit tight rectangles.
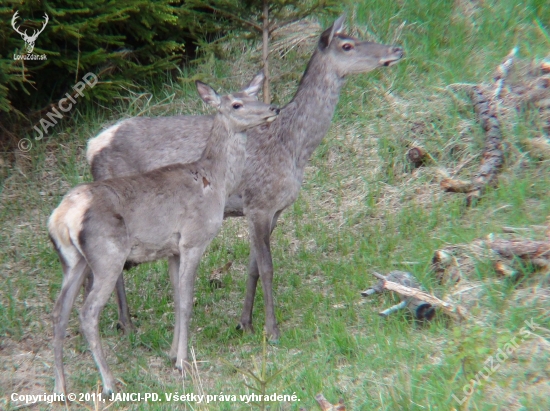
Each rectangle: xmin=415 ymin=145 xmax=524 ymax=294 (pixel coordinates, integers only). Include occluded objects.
xmin=49 ymin=74 xmax=278 ymax=395
xmin=86 ymin=15 xmax=404 ymax=340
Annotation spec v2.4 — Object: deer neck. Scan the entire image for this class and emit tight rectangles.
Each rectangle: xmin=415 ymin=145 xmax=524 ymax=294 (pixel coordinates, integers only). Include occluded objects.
xmin=200 ymin=116 xmax=246 ymax=195
xmin=288 ymin=50 xmax=345 ymax=169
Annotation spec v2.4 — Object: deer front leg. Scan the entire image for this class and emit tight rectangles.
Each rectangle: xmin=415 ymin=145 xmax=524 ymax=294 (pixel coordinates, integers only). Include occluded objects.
xmin=174 ymin=245 xmax=205 ymax=372
xmin=114 ymin=273 xmax=135 ymax=334
xmin=168 ymin=255 xmax=181 ymax=362
xmin=244 ymin=211 xmax=280 ymax=342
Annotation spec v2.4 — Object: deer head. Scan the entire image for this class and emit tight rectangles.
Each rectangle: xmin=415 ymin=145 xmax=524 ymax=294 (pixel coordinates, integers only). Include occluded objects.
xmin=12 ymin=11 xmax=49 ymax=54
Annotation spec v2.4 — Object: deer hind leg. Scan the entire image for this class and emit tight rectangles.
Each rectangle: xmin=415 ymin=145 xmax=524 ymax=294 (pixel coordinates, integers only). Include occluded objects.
xmin=240 ymin=211 xmax=282 ymax=342
xmin=80 ymin=242 xmax=127 ymax=395
xmin=53 ymin=252 xmax=90 ymax=395
xmin=168 ymin=255 xmax=181 ymax=362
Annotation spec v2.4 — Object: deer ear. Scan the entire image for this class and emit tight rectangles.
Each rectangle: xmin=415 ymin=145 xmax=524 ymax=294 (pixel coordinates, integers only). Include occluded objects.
xmin=242 ymin=70 xmax=265 ymax=97
xmin=196 ymin=81 xmax=220 ymax=108
xmin=319 ymin=14 xmax=346 ymax=50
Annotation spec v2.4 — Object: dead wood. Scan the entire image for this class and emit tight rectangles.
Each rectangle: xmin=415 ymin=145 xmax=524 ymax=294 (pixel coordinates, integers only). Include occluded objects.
xmin=432 ymin=249 xmax=462 ymax=284
xmin=208 ymin=261 xmax=233 ymax=288
xmin=314 ymin=394 xmax=346 ymax=411
xmin=485 ymin=239 xmax=550 ymax=266
xmin=494 ymin=260 xmax=518 ymax=278
xmin=442 ymin=48 xmax=517 ymax=204
xmin=370 ymin=272 xmax=467 ymax=321
xmin=440 ymin=178 xmax=473 ymax=193
xmin=492 ymin=46 xmax=518 ymax=100
xmin=465 ymin=85 xmax=504 ymax=205
xmin=362 ymin=271 xmax=437 ymax=321
xmin=407 ymin=146 xmax=434 ymax=168
xmin=467 ymin=236 xmax=550 ymax=277
xmin=522 ymin=137 xmax=550 ymax=160
xmin=440 ymin=86 xmax=503 ymax=203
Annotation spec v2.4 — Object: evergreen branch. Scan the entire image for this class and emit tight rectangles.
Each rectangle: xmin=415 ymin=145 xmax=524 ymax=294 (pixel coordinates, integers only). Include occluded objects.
xmin=199 ymin=5 xmax=262 ymax=32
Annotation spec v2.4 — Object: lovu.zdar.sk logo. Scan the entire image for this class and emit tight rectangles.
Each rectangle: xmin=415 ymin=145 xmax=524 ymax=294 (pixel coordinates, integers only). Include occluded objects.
xmin=12 ymin=10 xmax=48 ymax=60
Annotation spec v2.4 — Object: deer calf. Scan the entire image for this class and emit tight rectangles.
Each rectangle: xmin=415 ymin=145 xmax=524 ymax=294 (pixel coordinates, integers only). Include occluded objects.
xmin=49 ymin=72 xmax=279 ymax=395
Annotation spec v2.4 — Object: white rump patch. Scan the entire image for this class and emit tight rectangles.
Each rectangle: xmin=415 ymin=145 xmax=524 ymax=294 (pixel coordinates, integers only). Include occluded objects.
xmin=86 ymin=122 xmax=123 ymax=164
xmin=48 ymin=188 xmax=93 ymax=266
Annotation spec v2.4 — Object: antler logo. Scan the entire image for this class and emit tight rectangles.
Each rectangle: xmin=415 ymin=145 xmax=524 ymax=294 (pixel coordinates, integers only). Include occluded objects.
xmin=11 ymin=11 xmax=49 ymax=54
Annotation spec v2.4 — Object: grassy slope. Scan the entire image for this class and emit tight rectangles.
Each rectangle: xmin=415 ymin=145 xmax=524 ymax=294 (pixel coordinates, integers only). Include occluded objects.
xmin=1 ymin=0 xmax=550 ymax=410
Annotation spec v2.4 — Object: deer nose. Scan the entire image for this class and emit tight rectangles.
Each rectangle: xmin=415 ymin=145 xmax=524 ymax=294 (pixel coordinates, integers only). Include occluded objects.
xmin=392 ymin=47 xmax=404 ymax=58
xmin=270 ymin=107 xmax=280 ymax=115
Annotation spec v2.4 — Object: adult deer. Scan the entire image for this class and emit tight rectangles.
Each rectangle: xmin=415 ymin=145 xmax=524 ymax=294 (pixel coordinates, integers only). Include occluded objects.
xmin=87 ymin=15 xmax=404 ymax=341
xmin=50 ymin=73 xmax=279 ymax=394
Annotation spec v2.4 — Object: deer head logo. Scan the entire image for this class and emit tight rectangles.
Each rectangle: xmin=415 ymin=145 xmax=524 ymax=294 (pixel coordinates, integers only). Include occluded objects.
xmin=11 ymin=11 xmax=49 ymax=54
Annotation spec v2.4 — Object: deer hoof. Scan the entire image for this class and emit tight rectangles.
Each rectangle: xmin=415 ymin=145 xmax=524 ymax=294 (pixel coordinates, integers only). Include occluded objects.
xmin=236 ymin=322 xmax=254 ymax=333
xmin=116 ymin=320 xmax=137 ymax=335
xmin=174 ymin=360 xmax=192 ymax=373
xmin=102 ymin=383 xmax=116 ymax=396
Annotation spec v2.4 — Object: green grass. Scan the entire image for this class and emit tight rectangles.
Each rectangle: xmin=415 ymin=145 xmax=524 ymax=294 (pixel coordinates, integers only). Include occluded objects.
xmin=2 ymin=0 xmax=550 ymax=410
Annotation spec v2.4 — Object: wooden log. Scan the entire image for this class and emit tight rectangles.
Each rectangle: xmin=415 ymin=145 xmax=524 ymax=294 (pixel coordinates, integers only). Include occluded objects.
xmin=432 ymin=249 xmax=461 ymax=284
xmin=407 ymin=146 xmax=434 ymax=168
xmin=432 ymin=250 xmax=454 ymax=267
xmin=440 ymin=178 xmax=473 ymax=193
xmin=486 ymin=239 xmax=550 ymax=261
xmin=483 ymin=239 xmax=550 ymax=273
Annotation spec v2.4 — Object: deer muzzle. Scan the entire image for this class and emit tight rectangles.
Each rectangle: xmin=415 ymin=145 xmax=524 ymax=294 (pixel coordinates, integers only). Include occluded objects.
xmin=380 ymin=47 xmax=404 ymax=67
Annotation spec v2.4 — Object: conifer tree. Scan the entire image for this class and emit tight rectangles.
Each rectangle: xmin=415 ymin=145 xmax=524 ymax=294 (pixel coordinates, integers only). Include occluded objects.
xmin=181 ymin=0 xmax=340 ymax=103
xmin=1 ymin=0 xmax=186 ymax=143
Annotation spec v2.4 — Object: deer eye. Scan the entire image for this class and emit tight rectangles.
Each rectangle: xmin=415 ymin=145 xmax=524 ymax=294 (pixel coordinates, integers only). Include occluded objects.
xmin=342 ymin=43 xmax=354 ymax=51
xmin=232 ymin=103 xmax=242 ymax=109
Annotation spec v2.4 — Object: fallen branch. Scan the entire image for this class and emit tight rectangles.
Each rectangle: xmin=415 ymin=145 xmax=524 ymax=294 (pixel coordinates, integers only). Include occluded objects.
xmin=362 ymin=271 xmax=437 ymax=321
xmin=369 ymin=272 xmax=467 ymax=321
xmin=442 ymin=48 xmax=516 ymax=205
xmin=493 ymin=46 xmax=518 ymax=101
